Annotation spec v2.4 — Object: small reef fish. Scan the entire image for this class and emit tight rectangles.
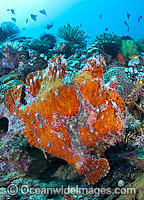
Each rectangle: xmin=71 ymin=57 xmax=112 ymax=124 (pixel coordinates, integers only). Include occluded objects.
xmin=128 ymin=54 xmax=140 ymax=60
xmin=124 ymin=21 xmax=129 ymax=32
xmin=39 ymin=9 xmax=47 ymax=16
xmin=105 ymin=27 xmax=108 ymax=31
xmin=99 ymin=14 xmax=102 ymax=19
xmin=127 ymin=13 xmax=130 ymax=19
xmin=7 ymin=9 xmax=15 ymax=14
xmin=11 ymin=9 xmax=15 ymax=14
xmin=11 ymin=17 xmax=16 ymax=22
xmin=138 ymin=16 xmax=142 ymax=22
xmin=30 ymin=14 xmax=37 ymax=21
xmin=45 ymin=22 xmax=53 ymax=30
xmin=26 ymin=18 xmax=28 ymax=24
xmin=137 ymin=78 xmax=143 ymax=85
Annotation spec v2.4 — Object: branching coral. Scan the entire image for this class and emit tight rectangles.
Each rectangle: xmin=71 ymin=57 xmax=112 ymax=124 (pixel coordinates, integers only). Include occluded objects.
xmin=4 ymin=56 xmax=126 ymax=184
xmin=57 ymin=23 xmax=89 ymax=47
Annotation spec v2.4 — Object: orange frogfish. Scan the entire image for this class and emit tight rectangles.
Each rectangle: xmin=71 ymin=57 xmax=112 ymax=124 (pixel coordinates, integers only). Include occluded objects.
xmin=5 ymin=56 xmax=126 ymax=184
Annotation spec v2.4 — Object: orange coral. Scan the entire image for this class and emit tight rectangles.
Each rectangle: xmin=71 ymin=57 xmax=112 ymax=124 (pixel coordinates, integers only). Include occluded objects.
xmin=5 ymin=56 xmax=126 ymax=184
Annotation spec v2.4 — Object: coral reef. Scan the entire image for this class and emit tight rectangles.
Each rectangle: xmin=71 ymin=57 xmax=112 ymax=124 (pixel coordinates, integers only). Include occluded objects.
xmin=104 ymin=66 xmax=135 ymax=99
xmin=4 ymin=55 xmax=126 ymax=184
xmin=0 ymin=22 xmax=19 ymax=43
xmin=56 ymin=24 xmax=89 ymax=57
xmin=0 ymin=37 xmax=49 ymax=79
xmin=29 ymin=33 xmax=56 ymax=54
xmin=124 ymin=85 xmax=144 ymax=121
xmin=136 ymin=38 xmax=144 ymax=52
xmin=40 ymin=33 xmax=56 ymax=49
xmin=0 ymin=176 xmax=62 ymax=199
xmin=124 ymin=65 xmax=143 ymax=86
xmin=117 ymin=53 xmax=126 ymax=65
xmin=51 ymin=165 xmax=83 ymax=181
xmin=128 ymin=57 xmax=141 ymax=66
xmin=0 ymin=29 xmax=144 ymax=200
xmin=117 ymin=174 xmax=144 ymax=200
xmin=55 ymin=41 xmax=76 ymax=58
xmin=93 ymin=33 xmax=121 ymax=58
xmin=121 ymin=112 xmax=143 ymax=151
xmin=0 ymin=84 xmax=55 ymax=191
xmin=0 ymin=132 xmax=31 ymax=174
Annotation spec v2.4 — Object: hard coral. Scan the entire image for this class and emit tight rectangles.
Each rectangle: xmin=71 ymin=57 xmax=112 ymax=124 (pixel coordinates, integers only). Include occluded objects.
xmin=104 ymin=67 xmax=135 ymax=99
xmin=5 ymin=56 xmax=126 ymax=184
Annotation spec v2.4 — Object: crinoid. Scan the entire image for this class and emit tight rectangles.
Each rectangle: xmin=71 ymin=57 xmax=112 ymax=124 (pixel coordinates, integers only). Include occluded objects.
xmin=57 ymin=23 xmax=89 ymax=47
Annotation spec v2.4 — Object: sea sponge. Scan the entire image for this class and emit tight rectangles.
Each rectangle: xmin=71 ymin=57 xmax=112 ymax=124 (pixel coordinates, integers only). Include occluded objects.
xmin=121 ymin=39 xmax=139 ymax=60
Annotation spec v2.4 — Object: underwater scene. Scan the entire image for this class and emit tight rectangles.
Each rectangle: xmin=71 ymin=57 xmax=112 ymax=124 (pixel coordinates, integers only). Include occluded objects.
xmin=0 ymin=0 xmax=144 ymax=199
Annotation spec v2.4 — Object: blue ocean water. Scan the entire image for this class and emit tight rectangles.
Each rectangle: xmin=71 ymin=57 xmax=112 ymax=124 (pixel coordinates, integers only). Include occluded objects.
xmin=0 ymin=0 xmax=143 ymax=43
xmin=50 ymin=0 xmax=144 ymax=43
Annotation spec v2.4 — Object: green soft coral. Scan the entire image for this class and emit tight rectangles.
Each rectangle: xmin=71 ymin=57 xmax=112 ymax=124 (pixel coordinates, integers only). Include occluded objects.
xmin=121 ymin=39 xmax=139 ymax=60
